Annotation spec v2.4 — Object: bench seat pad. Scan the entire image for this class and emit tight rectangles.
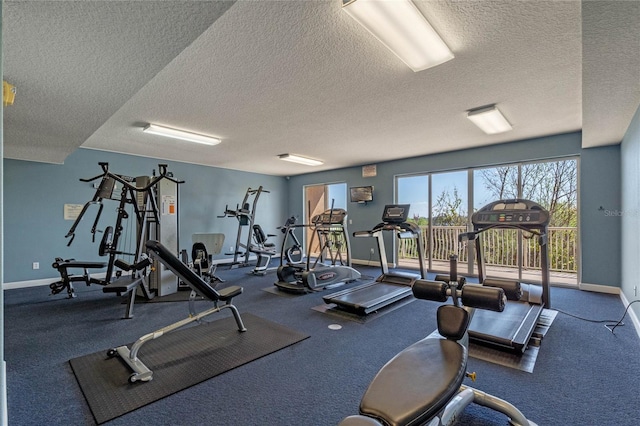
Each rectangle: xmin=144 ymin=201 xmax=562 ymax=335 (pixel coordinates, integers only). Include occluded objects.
xmin=359 ymin=337 xmax=466 ymax=426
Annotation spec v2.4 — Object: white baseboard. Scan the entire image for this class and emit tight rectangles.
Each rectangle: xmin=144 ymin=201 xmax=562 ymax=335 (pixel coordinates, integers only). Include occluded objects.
xmin=619 ymin=291 xmax=640 ymax=340
xmin=4 ymin=253 xmax=282 ymax=290
xmin=4 ymin=277 xmax=70 ymax=290
xmin=578 ymin=282 xmax=621 ymax=294
xmin=3 ymin=272 xmax=110 ymax=290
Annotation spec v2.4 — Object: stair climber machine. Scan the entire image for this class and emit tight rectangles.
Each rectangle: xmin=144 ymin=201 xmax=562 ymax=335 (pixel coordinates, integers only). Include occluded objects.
xmin=275 ymin=208 xmax=361 ymax=293
xmin=323 ymin=204 xmax=426 ymax=315
xmin=461 ymin=198 xmax=551 ymax=353
xmin=339 ymin=256 xmax=538 ymax=426
xmin=218 ymin=186 xmax=269 ymax=269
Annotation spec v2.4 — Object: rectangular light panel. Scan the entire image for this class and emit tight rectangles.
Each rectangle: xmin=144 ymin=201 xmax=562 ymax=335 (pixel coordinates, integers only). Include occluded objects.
xmin=467 ymin=106 xmax=513 ymax=135
xmin=143 ymin=124 xmax=221 ymax=146
xmin=278 ymin=154 xmax=323 ymax=166
xmin=342 ymin=0 xmax=454 ymax=72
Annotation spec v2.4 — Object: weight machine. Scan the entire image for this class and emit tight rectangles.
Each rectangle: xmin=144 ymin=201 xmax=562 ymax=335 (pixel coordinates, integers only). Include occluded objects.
xmin=50 ymin=162 xmax=183 ymax=318
xmin=218 ymin=186 xmax=269 ymax=268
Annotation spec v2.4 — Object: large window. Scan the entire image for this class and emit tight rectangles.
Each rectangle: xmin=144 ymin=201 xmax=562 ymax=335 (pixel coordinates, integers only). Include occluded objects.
xmin=432 ymin=171 xmax=468 ymax=274
xmin=397 ymin=158 xmax=578 ymax=286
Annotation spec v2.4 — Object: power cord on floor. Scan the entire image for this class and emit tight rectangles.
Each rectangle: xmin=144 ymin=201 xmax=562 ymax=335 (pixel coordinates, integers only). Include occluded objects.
xmin=604 ymin=299 xmax=640 ymax=334
xmin=555 ymin=299 xmax=640 ymax=335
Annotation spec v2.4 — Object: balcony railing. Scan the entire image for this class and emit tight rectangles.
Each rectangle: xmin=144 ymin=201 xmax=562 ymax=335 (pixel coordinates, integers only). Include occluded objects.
xmin=398 ymin=225 xmax=577 ymax=273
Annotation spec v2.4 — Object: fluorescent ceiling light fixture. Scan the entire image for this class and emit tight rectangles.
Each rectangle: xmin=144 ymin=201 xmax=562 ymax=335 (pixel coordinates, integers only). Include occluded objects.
xmin=342 ymin=0 xmax=454 ymax=72
xmin=466 ymin=105 xmax=513 ymax=135
xmin=142 ymin=124 xmax=221 ymax=146
xmin=278 ymin=154 xmax=324 ymax=166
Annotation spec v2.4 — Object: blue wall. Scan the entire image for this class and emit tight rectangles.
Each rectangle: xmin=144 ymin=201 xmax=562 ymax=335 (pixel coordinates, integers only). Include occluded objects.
xmin=288 ymin=131 xmax=622 ymax=287
xmin=3 ymin=148 xmax=287 ymax=283
xmin=621 ymin=103 xmax=640 ymax=319
xmin=580 ymin=145 xmax=621 ymax=286
xmin=2 ymin=130 xmax=626 ymax=289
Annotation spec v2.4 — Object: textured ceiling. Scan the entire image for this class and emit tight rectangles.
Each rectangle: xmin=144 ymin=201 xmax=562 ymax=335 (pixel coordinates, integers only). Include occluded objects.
xmin=582 ymin=0 xmax=640 ymax=148
xmin=3 ymin=0 xmax=234 ymax=163
xmin=3 ymin=1 xmax=639 ymax=176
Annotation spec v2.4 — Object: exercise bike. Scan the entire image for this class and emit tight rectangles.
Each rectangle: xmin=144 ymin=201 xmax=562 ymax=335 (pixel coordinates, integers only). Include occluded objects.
xmin=340 ymin=256 xmax=537 ymax=426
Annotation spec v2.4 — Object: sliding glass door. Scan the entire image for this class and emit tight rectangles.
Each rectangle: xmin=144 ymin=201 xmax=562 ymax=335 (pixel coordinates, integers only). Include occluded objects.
xmin=473 ymin=166 xmax=520 ymax=280
xmin=303 ymin=182 xmax=347 ymax=256
xmin=397 ymin=175 xmax=429 ymax=270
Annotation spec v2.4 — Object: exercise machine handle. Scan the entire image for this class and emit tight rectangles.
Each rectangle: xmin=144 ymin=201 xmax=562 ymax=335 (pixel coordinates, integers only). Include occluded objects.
xmin=458 ymin=232 xmax=477 ymax=242
xmin=79 ymin=163 xmax=184 ymax=192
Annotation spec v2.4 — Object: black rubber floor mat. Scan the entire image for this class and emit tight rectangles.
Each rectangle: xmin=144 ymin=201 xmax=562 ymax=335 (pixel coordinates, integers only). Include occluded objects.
xmin=69 ymin=313 xmax=309 ymax=424
xmin=130 ymin=290 xmax=205 ymax=303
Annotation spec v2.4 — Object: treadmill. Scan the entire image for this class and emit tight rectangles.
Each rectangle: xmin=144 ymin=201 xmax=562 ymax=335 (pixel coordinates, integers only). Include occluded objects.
xmin=465 ymin=199 xmax=551 ymax=353
xmin=322 ymin=204 xmax=426 ymax=315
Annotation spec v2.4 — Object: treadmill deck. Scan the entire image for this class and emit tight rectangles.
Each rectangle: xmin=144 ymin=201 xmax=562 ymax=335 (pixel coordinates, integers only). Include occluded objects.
xmin=468 ymin=300 xmax=544 ymax=353
xmin=322 ymin=275 xmax=416 ymax=316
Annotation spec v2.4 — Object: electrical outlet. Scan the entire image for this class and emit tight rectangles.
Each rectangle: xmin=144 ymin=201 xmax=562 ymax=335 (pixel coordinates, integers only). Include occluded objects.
xmin=370 ymin=248 xmax=375 ymax=254
xmin=230 ymin=246 xmax=234 ymax=253
xmin=635 ymin=286 xmax=638 ymax=297
xmin=32 ymin=262 xmax=39 ymax=270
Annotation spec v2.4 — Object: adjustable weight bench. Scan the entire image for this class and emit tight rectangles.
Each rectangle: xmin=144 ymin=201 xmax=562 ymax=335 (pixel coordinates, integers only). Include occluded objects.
xmin=107 ymin=239 xmax=247 ymax=383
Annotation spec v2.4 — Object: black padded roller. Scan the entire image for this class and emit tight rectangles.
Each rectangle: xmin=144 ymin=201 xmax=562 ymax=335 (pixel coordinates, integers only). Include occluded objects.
xmin=412 ymin=280 xmax=448 ymax=302
xmin=434 ymin=274 xmax=450 ymax=283
xmin=434 ymin=274 xmax=467 ymax=286
xmin=482 ymin=278 xmax=523 ymax=301
xmin=461 ymin=285 xmax=506 ymax=312
xmin=114 ymin=259 xmax=132 ymax=271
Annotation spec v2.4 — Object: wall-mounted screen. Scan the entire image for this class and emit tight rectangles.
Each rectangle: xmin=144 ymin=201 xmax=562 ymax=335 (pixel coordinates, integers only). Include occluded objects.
xmin=350 ymin=186 xmax=374 ymax=203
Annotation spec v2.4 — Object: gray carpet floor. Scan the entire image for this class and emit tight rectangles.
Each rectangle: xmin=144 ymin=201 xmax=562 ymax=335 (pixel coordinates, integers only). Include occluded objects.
xmin=4 ymin=264 xmax=640 ymax=425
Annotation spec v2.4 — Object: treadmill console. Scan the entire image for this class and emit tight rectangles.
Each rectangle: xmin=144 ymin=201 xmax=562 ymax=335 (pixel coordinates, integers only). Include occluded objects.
xmin=472 ymin=199 xmax=550 ymax=227
xmin=312 ymin=208 xmax=348 ymax=225
xmin=381 ymin=204 xmax=410 ymax=224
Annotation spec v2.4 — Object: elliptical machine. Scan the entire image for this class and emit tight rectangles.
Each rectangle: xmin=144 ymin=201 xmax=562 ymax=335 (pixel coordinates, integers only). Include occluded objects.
xmin=340 ymin=256 xmax=538 ymax=426
xmin=275 ymin=207 xmax=361 ymax=294
xmin=277 ymin=216 xmax=305 ymax=265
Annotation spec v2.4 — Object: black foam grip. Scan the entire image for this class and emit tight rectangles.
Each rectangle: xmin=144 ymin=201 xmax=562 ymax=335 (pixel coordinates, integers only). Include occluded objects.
xmin=483 ymin=278 xmax=522 ymax=301
xmin=412 ymin=280 xmax=448 ymax=302
xmin=114 ymin=259 xmax=131 ymax=271
xmin=434 ymin=274 xmax=450 ymax=283
xmin=461 ymin=285 xmax=506 ymax=312
xmin=134 ymin=258 xmax=152 ymax=270
xmin=449 ymin=255 xmax=458 ymax=283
